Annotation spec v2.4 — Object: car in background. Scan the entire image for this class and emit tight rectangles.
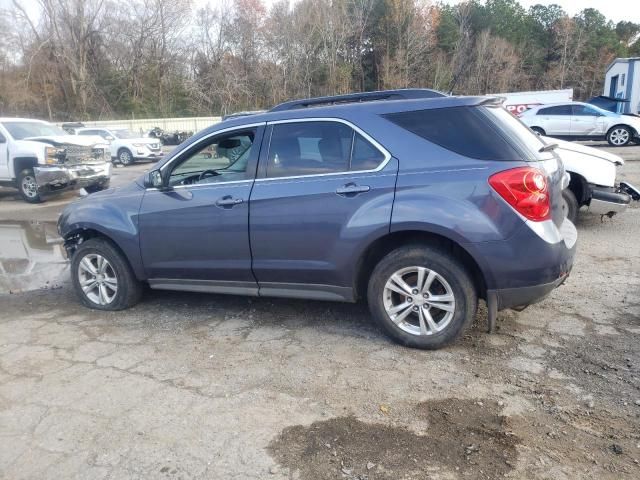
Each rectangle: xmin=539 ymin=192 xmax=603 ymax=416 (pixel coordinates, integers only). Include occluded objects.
xmin=520 ymin=102 xmax=640 ymax=146
xmin=75 ymin=127 xmax=163 ymax=165
xmin=545 ymin=136 xmax=637 ymax=222
xmin=0 ymin=118 xmax=111 ymax=203
xmin=58 ymin=89 xmax=576 ymax=350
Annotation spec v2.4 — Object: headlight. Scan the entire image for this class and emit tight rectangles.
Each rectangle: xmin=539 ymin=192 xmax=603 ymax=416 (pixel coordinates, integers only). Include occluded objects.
xmin=132 ymin=143 xmax=146 ymax=148
xmin=45 ymin=146 xmax=65 ymax=165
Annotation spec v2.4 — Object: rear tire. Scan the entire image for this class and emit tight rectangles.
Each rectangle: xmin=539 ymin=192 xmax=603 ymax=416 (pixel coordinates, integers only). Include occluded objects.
xmin=531 ymin=127 xmax=546 ymax=136
xmin=606 ymin=126 xmax=632 ymax=146
xmin=367 ymin=245 xmax=477 ymax=350
xmin=561 ymin=189 xmax=579 ymax=223
xmin=17 ymin=168 xmax=43 ymax=203
xmin=71 ymin=238 xmax=142 ymax=310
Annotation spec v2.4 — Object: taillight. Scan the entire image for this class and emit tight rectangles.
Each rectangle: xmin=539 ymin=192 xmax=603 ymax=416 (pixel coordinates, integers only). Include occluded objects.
xmin=489 ymin=167 xmax=550 ymax=222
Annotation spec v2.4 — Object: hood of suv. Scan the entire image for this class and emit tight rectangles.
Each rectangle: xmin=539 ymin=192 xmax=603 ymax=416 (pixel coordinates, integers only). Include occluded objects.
xmin=543 ymin=136 xmax=624 ymax=166
xmin=24 ymin=134 xmax=106 ymax=148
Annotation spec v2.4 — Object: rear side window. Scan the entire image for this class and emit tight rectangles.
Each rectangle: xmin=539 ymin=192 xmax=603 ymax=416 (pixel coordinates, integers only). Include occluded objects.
xmin=383 ymin=106 xmax=520 ymax=161
xmin=538 ymin=105 xmax=571 ymax=115
xmin=266 ymin=121 xmax=386 ymax=178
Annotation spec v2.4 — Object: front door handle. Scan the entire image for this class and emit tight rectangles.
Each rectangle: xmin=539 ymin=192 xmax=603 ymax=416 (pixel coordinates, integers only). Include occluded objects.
xmin=336 ymin=183 xmax=370 ymax=197
xmin=215 ymin=196 xmax=244 ymax=208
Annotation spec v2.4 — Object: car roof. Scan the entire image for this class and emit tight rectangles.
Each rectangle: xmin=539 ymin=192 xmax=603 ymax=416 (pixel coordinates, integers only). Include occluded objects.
xmin=216 ymin=95 xmax=498 ymax=131
xmin=0 ymin=118 xmax=52 ymax=123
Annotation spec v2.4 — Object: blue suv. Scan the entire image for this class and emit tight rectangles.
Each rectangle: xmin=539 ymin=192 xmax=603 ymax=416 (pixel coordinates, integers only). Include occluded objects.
xmin=58 ymin=90 xmax=577 ymax=349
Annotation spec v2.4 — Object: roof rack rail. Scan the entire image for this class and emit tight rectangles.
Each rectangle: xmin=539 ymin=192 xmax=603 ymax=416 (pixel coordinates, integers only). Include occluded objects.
xmin=269 ymin=88 xmax=447 ymax=112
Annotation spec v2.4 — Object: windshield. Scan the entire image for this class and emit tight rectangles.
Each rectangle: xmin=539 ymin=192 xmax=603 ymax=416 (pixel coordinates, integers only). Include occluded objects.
xmin=113 ymin=129 xmax=137 ymax=139
xmin=1 ymin=121 xmax=67 ymax=140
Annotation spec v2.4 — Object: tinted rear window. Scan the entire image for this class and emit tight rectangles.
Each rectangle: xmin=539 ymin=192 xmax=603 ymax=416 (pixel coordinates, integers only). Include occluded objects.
xmin=383 ymin=106 xmax=521 ymax=160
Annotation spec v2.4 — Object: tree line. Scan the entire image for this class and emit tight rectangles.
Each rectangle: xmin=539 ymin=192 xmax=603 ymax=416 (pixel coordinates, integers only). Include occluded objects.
xmin=0 ymin=0 xmax=638 ymax=121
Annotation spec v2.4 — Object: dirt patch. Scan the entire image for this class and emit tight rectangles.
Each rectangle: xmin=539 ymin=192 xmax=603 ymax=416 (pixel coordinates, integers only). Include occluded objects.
xmin=268 ymin=399 xmax=517 ymax=479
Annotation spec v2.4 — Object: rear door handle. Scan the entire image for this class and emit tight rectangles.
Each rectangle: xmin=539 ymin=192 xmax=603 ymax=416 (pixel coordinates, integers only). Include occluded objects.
xmin=215 ymin=196 xmax=244 ymax=208
xmin=336 ymin=183 xmax=370 ymax=197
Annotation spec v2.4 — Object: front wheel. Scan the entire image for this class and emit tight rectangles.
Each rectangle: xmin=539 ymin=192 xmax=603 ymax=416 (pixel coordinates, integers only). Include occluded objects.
xmin=367 ymin=245 xmax=477 ymax=349
xmin=561 ymin=189 xmax=579 ymax=223
xmin=17 ymin=168 xmax=43 ymax=203
xmin=71 ymin=238 xmax=142 ymax=310
xmin=118 ymin=149 xmax=134 ymax=166
xmin=607 ymin=126 xmax=632 ymax=146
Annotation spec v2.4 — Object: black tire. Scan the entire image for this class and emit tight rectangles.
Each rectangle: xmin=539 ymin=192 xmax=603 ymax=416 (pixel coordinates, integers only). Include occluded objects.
xmin=606 ymin=125 xmax=632 ymax=147
xmin=71 ymin=238 xmax=142 ymax=310
xmin=118 ymin=148 xmax=134 ymax=166
xmin=84 ymin=181 xmax=110 ymax=194
xmin=17 ymin=168 xmax=43 ymax=203
xmin=561 ymin=188 xmax=579 ymax=223
xmin=531 ymin=127 xmax=546 ymax=136
xmin=367 ymin=245 xmax=477 ymax=350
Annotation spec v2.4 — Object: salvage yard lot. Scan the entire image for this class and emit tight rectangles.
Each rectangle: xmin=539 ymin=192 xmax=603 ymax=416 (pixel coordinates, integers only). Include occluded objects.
xmin=1 ymin=144 xmax=639 ymax=479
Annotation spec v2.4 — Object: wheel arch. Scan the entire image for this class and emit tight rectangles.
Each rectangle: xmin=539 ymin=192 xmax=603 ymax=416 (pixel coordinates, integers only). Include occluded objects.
xmin=12 ymin=157 xmax=38 ymax=181
xmin=607 ymin=123 xmax=637 ymax=137
xmin=567 ymin=172 xmax=590 ymax=205
xmin=62 ymin=225 xmax=145 ymax=280
xmin=354 ymin=229 xmax=488 ymax=302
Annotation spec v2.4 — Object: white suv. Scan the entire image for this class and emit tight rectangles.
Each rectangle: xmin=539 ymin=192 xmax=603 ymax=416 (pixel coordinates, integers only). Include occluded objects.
xmin=520 ymin=102 xmax=640 ymax=147
xmin=76 ymin=127 xmax=164 ymax=165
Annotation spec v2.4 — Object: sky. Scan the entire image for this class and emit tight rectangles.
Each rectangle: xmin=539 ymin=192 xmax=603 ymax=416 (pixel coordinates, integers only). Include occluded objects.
xmin=1 ymin=0 xmax=638 ymax=25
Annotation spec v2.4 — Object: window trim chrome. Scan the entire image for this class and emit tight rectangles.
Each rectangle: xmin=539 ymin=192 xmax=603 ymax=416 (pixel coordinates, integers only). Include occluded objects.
xmin=256 ymin=117 xmax=392 ymax=182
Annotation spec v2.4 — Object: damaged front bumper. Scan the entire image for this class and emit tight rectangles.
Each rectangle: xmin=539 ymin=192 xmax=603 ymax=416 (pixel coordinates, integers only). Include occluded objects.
xmin=588 ymin=184 xmax=636 ymax=217
xmin=33 ymin=162 xmax=112 ymax=193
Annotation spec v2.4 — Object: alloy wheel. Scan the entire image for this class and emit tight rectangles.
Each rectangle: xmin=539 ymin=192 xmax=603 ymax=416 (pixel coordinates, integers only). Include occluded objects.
xmin=383 ymin=266 xmax=456 ymax=336
xmin=21 ymin=175 xmax=38 ymax=198
xmin=610 ymin=128 xmax=630 ymax=146
xmin=78 ymin=253 xmax=118 ymax=305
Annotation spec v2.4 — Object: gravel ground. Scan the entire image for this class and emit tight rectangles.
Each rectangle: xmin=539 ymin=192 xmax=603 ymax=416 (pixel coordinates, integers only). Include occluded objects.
xmin=0 ymin=143 xmax=639 ymax=479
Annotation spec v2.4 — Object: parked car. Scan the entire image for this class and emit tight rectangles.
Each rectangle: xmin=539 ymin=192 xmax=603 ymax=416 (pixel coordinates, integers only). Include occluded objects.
xmin=75 ymin=127 xmax=163 ymax=165
xmin=520 ymin=102 xmax=640 ymax=146
xmin=0 ymin=118 xmax=112 ymax=203
xmin=542 ymin=136 xmax=638 ymax=222
xmin=58 ymin=89 xmax=577 ymax=349
xmin=147 ymin=127 xmax=193 ymax=146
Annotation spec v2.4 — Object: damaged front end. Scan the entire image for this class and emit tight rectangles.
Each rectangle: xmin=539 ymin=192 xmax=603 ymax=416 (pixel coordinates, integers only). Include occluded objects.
xmin=33 ymin=143 xmax=112 ymax=194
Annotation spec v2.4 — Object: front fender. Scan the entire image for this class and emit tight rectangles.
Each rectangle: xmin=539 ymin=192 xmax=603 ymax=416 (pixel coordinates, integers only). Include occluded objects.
xmin=58 ymin=183 xmax=146 ymax=279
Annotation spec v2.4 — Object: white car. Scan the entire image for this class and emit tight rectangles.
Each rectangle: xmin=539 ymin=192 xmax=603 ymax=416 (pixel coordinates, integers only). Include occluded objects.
xmin=75 ymin=127 xmax=163 ymax=165
xmin=543 ymin=135 xmax=639 ymax=221
xmin=520 ymin=102 xmax=640 ymax=147
xmin=0 ymin=118 xmax=111 ymax=203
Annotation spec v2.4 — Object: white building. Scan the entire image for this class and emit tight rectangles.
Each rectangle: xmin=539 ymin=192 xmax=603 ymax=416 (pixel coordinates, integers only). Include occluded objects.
xmin=604 ymin=57 xmax=640 ymax=114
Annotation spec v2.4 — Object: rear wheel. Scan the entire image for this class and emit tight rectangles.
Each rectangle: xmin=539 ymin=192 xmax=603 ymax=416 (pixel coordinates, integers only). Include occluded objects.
xmin=367 ymin=245 xmax=477 ymax=349
xmin=561 ymin=189 xmax=579 ymax=223
xmin=606 ymin=126 xmax=632 ymax=146
xmin=71 ymin=238 xmax=142 ymax=310
xmin=531 ymin=127 xmax=546 ymax=136
xmin=17 ymin=168 xmax=43 ymax=203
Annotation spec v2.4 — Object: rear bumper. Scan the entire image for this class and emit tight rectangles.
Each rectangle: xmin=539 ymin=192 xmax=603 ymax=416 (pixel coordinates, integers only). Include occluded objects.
xmin=472 ymin=218 xmax=576 ymax=311
xmin=34 ymin=162 xmax=112 ymax=193
xmin=588 ymin=185 xmax=631 ymax=216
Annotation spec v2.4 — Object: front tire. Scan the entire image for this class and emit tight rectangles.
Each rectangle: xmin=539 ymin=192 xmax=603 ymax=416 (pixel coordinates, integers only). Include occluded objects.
xmin=561 ymin=188 xmax=579 ymax=223
xmin=71 ymin=238 xmax=142 ymax=310
xmin=367 ymin=245 xmax=477 ymax=349
xmin=531 ymin=127 xmax=546 ymax=136
xmin=17 ymin=168 xmax=43 ymax=203
xmin=607 ymin=126 xmax=632 ymax=146
xmin=118 ymin=148 xmax=134 ymax=166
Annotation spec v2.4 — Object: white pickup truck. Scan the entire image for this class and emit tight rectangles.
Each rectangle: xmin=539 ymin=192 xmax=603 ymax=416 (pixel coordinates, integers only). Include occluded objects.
xmin=549 ymin=136 xmax=640 ymax=222
xmin=0 ymin=118 xmax=112 ymax=203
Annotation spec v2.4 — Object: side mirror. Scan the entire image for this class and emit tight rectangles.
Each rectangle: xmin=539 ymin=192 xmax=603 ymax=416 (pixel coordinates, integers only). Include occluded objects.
xmin=145 ymin=169 xmax=164 ymax=189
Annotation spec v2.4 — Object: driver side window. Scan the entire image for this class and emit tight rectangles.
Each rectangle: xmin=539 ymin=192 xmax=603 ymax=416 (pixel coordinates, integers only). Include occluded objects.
xmin=168 ymin=129 xmax=256 ymax=186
